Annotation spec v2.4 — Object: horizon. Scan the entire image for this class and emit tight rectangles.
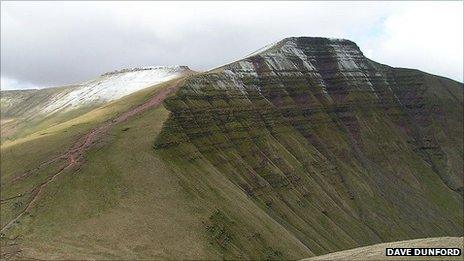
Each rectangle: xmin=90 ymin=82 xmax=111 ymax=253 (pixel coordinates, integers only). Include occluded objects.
xmin=1 ymin=1 xmax=463 ymax=90
xmin=2 ymin=35 xmax=464 ymax=92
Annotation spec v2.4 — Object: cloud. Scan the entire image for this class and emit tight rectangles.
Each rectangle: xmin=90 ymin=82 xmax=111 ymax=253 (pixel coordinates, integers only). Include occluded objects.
xmin=1 ymin=76 xmax=36 ymax=90
xmin=1 ymin=1 xmax=462 ymax=90
xmin=359 ymin=1 xmax=463 ymax=82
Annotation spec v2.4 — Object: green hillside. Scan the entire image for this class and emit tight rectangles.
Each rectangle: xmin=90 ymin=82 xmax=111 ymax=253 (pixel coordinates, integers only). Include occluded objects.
xmin=1 ymin=78 xmax=311 ymax=259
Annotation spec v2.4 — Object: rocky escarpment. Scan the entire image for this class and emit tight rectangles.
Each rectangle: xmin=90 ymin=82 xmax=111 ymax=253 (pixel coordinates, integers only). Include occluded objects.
xmin=153 ymin=37 xmax=463 ymax=258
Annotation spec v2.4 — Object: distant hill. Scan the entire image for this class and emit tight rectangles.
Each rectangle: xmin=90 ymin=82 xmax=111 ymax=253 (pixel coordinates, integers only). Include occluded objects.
xmin=0 ymin=66 xmax=193 ymax=141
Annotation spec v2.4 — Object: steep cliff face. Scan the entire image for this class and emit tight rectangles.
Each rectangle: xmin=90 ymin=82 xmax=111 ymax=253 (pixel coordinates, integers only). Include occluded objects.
xmin=154 ymin=37 xmax=463 ymax=257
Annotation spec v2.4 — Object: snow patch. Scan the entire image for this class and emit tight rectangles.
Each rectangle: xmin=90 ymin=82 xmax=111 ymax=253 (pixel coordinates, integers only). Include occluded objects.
xmin=279 ymin=40 xmax=316 ymax=70
xmin=41 ymin=66 xmax=188 ymax=114
xmin=330 ymin=43 xmax=360 ymax=71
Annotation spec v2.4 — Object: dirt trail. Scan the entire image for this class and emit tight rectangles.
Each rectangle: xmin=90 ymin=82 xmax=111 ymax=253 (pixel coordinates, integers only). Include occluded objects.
xmin=1 ymin=80 xmax=182 ymax=233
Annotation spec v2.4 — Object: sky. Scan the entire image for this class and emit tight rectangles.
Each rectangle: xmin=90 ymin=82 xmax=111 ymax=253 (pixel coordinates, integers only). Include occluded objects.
xmin=1 ymin=1 xmax=463 ymax=90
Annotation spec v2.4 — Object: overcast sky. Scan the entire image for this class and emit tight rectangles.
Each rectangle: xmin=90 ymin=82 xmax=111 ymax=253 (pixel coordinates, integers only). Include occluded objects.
xmin=1 ymin=1 xmax=463 ymax=90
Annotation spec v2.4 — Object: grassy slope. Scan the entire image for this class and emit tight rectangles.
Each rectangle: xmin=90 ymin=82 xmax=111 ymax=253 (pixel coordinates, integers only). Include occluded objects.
xmin=1 ymin=81 xmax=179 ymax=230
xmin=1 ymin=79 xmax=312 ymax=259
xmin=16 ymin=105 xmax=311 ymax=259
xmin=8 ymin=105 xmax=218 ymax=259
xmin=305 ymin=237 xmax=463 ymax=260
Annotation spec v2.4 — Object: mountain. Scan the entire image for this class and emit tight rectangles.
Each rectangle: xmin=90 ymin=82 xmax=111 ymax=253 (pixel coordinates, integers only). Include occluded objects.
xmin=1 ymin=37 xmax=462 ymax=260
xmin=152 ymin=37 xmax=463 ymax=257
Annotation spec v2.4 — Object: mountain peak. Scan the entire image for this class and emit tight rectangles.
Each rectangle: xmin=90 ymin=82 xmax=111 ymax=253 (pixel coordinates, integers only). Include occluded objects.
xmin=214 ymin=36 xmax=365 ymax=76
xmin=211 ymin=36 xmax=364 ymax=72
xmin=255 ymin=36 xmax=362 ymax=57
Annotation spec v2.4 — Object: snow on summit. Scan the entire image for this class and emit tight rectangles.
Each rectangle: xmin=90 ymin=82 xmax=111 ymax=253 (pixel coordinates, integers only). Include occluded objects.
xmin=42 ymin=66 xmax=190 ymax=114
